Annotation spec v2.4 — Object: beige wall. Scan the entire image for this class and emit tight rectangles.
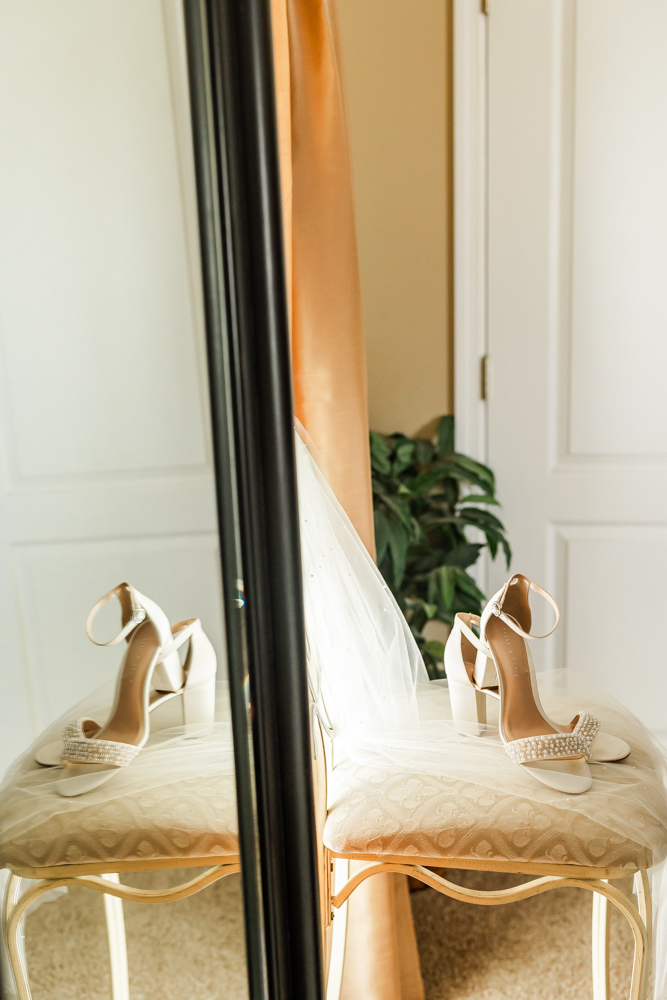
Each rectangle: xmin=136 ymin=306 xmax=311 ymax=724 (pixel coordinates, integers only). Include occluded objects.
xmin=337 ymin=0 xmax=453 ymax=437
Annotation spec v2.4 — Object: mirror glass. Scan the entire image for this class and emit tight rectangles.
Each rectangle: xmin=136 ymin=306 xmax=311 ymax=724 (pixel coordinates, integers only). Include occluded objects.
xmin=0 ymin=3 xmax=262 ymax=997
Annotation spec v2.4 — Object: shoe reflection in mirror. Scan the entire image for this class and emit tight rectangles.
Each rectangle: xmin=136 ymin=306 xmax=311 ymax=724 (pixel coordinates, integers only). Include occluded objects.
xmin=36 ymin=617 xmax=216 ymax=769
xmin=53 ymin=584 xmax=216 ymax=797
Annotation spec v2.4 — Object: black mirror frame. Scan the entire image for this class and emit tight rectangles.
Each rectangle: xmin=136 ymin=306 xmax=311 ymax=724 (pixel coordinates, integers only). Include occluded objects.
xmin=183 ymin=2 xmax=324 ymax=999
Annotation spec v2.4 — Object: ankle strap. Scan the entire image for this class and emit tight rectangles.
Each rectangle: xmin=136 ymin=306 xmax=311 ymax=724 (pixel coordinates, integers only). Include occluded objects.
xmin=158 ymin=619 xmax=201 ymax=662
xmin=86 ymin=584 xmax=147 ymax=647
xmin=86 ymin=583 xmax=200 ymax=662
xmin=490 ymin=576 xmax=560 ymax=640
xmin=454 ymin=614 xmax=492 ymax=658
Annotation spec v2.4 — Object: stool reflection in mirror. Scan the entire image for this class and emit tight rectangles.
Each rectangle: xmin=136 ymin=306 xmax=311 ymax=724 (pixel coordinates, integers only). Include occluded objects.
xmin=0 ymin=674 xmax=250 ymax=1000
xmin=0 ymin=745 xmax=241 ymax=1000
xmin=0 ymin=692 xmax=346 ymax=1000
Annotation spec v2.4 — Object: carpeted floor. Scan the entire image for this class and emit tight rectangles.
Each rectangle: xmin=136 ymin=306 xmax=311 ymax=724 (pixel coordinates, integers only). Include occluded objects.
xmin=22 ymin=868 xmax=636 ymax=999
xmin=24 ymin=870 xmax=249 ymax=1000
xmin=411 ymin=869 xmax=636 ymax=1000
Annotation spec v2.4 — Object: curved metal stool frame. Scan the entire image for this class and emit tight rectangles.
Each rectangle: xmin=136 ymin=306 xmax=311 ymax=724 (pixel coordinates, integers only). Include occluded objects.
xmin=2 ymin=860 xmax=240 ymax=1000
xmin=309 ymin=717 xmax=654 ymax=1000
xmin=326 ymin=854 xmax=652 ymax=1000
xmin=1 ymin=853 xmax=653 ymax=1000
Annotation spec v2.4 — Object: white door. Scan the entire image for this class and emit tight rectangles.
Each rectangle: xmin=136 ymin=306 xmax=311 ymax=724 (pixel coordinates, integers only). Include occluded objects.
xmin=0 ymin=0 xmax=224 ymax=773
xmin=475 ymin=0 xmax=667 ymax=736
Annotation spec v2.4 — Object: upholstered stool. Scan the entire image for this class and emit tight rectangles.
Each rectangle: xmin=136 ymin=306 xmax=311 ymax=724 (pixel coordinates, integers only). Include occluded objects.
xmin=316 ymin=731 xmax=664 ymax=1000
xmin=0 ymin=694 xmax=342 ymax=1000
xmin=0 ymin=697 xmax=242 ymax=1000
xmin=3 ymin=699 xmax=665 ymax=1000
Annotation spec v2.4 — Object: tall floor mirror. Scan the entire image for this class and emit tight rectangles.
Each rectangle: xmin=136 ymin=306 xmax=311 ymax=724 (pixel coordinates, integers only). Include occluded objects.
xmin=0 ymin=2 xmax=322 ymax=999
xmin=5 ymin=2 xmax=667 ymax=1000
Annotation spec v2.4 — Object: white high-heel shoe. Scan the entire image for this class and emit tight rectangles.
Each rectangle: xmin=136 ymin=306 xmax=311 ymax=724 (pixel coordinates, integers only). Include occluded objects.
xmin=446 ymin=581 xmax=631 ymax=768
xmin=445 ymin=574 xmax=617 ymax=794
xmin=446 ymin=611 xmax=630 ymax=764
xmin=48 ymin=583 xmax=216 ymax=797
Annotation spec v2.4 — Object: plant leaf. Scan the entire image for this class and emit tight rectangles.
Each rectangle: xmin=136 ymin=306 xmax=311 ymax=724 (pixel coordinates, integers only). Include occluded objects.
xmin=409 ymin=470 xmax=445 ymax=496
xmin=438 ymin=565 xmax=456 ymax=610
xmin=458 ymin=507 xmax=507 ymax=533
xmin=449 ymin=454 xmax=496 ymax=491
xmin=427 ymin=572 xmax=438 ymax=606
xmin=385 ymin=516 xmax=409 ymax=589
xmin=373 ymin=508 xmax=392 ymax=565
xmin=432 ymin=462 xmax=490 ymax=493
xmin=414 ymin=438 xmax=434 ymax=468
xmin=393 ymin=439 xmax=415 ymax=473
xmin=485 ymin=529 xmax=499 ymax=560
xmin=453 ymin=568 xmax=486 ymax=604
xmin=424 ymin=639 xmax=446 ymax=660
xmin=442 ymin=543 xmax=483 ymax=569
xmin=370 ymin=431 xmax=392 ymax=475
xmin=501 ymin=535 xmax=512 ymax=569
xmin=381 ymin=492 xmax=413 ymax=532
xmin=436 ymin=415 xmax=455 ymax=457
xmin=458 ymin=494 xmax=500 ymax=506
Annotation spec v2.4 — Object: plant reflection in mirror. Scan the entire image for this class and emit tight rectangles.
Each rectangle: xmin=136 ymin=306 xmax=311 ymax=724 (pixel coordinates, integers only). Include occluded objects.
xmin=371 ymin=416 xmax=511 ymax=679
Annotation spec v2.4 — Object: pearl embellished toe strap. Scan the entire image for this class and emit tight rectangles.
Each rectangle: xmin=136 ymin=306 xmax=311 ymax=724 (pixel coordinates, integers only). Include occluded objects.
xmin=503 ymin=712 xmax=600 ymax=766
xmin=61 ymin=718 xmax=140 ymax=767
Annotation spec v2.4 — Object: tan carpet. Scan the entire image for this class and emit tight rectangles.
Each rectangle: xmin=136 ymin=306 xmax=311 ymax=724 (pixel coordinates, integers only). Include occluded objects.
xmin=411 ymin=869 xmax=637 ymax=1000
xmin=23 ymin=868 xmax=637 ymax=999
xmin=24 ymin=870 xmax=249 ymax=1000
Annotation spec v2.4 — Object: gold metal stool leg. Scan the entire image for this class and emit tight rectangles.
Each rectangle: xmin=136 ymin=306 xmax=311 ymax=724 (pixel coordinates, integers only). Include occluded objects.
xmin=592 ymin=880 xmax=610 ymax=1000
xmin=326 ymin=859 xmax=349 ymax=1000
xmin=3 ymin=865 xmax=239 ymax=1000
xmin=103 ymin=874 xmax=130 ymax=1000
xmin=333 ymin=862 xmax=651 ymax=1000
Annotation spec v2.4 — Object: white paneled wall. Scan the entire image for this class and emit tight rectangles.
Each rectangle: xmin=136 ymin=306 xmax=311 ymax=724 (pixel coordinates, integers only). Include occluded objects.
xmin=569 ymin=1 xmax=667 ymax=457
xmin=0 ymin=0 xmax=223 ymax=772
xmin=485 ymin=0 xmax=667 ymax=735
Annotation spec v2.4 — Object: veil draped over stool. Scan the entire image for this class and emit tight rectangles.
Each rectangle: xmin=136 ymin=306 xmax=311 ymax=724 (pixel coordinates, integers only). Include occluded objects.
xmin=295 ymin=433 xmax=667 ymax=999
xmin=2 ymin=431 xmax=667 ymax=996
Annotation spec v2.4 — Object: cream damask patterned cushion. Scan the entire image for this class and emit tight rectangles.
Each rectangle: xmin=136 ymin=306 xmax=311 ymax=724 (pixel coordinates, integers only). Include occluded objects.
xmin=0 ymin=770 xmax=238 ymax=872
xmin=1 ymin=719 xmax=661 ymax=873
xmin=0 ymin=676 xmax=241 ymax=872
xmin=324 ymin=758 xmax=653 ymax=870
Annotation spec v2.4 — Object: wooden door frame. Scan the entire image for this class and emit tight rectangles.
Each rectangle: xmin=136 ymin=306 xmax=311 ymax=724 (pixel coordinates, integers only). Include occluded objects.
xmin=453 ymin=0 xmax=487 ymax=464
xmin=453 ymin=0 xmax=489 ymax=590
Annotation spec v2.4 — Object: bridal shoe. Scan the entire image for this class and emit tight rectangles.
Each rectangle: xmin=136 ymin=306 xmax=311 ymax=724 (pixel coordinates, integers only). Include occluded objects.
xmin=49 ymin=583 xmax=216 ymax=797
xmin=445 ymin=610 xmax=630 ymax=765
xmin=445 ymin=575 xmax=627 ymax=793
xmin=35 ymin=619 xmax=217 ymax=767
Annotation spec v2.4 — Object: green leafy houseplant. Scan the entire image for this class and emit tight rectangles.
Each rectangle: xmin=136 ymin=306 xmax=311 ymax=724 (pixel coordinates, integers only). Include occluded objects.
xmin=371 ymin=415 xmax=511 ymax=679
